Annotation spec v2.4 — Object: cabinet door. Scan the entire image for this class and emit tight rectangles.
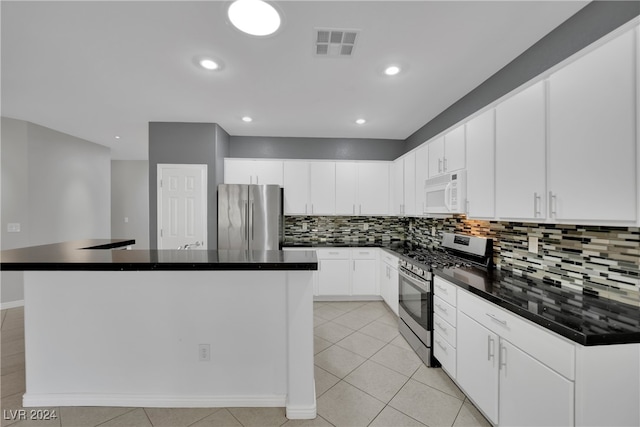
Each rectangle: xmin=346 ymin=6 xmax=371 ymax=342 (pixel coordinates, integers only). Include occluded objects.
xmin=283 ymin=161 xmax=310 ymax=215
xmin=466 ymin=109 xmax=495 ymax=218
xmin=428 ymin=137 xmax=445 ymax=178
xmin=358 ymin=163 xmax=390 ymax=215
xmin=391 ymin=159 xmax=404 ymax=215
xmin=352 ymin=259 xmax=377 ymax=295
xmin=403 ymin=152 xmax=416 ymax=216
xmin=309 ymin=162 xmax=336 ymax=215
xmin=335 ymin=162 xmax=358 ymax=215
xmin=386 ymin=265 xmax=399 ymax=316
xmin=444 ymin=126 xmax=465 ymax=172
xmin=253 ymin=161 xmax=283 ymax=186
xmin=457 ymin=312 xmax=499 ymax=425
xmin=496 ymin=81 xmax=546 ymax=220
xmin=224 ymin=159 xmax=253 ymax=184
xmin=415 ymin=144 xmax=428 ymax=214
xmin=499 ymin=339 xmax=574 ymax=427
xmin=317 ymin=259 xmax=350 ymax=295
xmin=548 ymin=29 xmax=636 ymax=222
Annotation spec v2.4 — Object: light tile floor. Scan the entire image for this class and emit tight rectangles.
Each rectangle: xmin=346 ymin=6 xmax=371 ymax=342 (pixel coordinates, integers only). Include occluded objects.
xmin=1 ymin=302 xmax=491 ymax=427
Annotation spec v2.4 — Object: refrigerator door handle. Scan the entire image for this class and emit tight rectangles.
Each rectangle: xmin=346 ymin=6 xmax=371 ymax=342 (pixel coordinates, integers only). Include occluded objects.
xmin=251 ymin=201 xmax=255 ymax=240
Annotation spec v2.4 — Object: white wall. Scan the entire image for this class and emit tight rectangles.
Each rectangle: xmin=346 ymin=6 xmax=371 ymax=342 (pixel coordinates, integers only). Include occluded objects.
xmin=111 ymin=160 xmax=149 ymax=249
xmin=1 ymin=117 xmax=111 ymax=307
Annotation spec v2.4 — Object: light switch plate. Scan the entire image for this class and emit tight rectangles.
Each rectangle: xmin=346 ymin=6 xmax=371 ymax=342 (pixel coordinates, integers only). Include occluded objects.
xmin=528 ymin=236 xmax=539 ymax=254
xmin=7 ymin=223 xmax=21 ymax=233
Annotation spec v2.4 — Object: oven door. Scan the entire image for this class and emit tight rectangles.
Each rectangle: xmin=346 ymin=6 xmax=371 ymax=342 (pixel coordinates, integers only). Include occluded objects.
xmin=398 ymin=268 xmax=432 ymax=332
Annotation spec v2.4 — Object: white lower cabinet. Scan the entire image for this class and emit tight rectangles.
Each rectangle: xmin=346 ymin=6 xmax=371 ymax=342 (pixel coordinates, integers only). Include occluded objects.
xmin=351 ymin=249 xmax=378 ymax=296
xmin=316 ymin=249 xmax=351 ymax=296
xmin=454 ymin=282 xmax=575 ymax=427
xmin=433 ymin=277 xmax=458 ymax=378
xmin=379 ymin=251 xmax=399 ymax=315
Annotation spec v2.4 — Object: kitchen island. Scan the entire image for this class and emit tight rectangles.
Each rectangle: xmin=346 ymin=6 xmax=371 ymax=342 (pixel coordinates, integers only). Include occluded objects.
xmin=0 ymin=240 xmax=318 ymax=420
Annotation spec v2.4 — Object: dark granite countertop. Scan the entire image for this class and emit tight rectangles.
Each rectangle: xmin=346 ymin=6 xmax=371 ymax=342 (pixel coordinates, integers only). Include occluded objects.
xmin=435 ymin=266 xmax=640 ymax=346
xmin=0 ymin=239 xmax=318 ymax=271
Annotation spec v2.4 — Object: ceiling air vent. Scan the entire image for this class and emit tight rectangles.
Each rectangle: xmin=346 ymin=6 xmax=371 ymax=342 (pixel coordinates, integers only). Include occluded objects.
xmin=314 ymin=28 xmax=359 ymax=57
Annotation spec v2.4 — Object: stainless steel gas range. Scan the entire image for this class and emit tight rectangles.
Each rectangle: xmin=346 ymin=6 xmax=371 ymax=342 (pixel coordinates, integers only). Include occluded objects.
xmin=398 ymin=232 xmax=493 ymax=367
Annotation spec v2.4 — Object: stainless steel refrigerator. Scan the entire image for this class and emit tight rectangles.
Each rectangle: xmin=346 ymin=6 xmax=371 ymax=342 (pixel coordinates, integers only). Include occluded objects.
xmin=217 ymin=184 xmax=283 ymax=250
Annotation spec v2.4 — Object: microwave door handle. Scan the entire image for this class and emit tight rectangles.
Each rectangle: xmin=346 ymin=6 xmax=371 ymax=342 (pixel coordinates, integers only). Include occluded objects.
xmin=444 ymin=181 xmax=453 ymax=212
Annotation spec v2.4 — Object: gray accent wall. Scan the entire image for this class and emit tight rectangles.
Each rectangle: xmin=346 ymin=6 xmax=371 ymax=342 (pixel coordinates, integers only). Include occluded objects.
xmin=1 ymin=117 xmax=111 ymax=307
xmin=229 ymin=136 xmax=404 ymax=161
xmin=112 ymin=160 xmax=150 ymax=249
xmin=405 ymin=0 xmax=640 ymax=151
xmin=148 ymin=122 xmax=229 ymax=249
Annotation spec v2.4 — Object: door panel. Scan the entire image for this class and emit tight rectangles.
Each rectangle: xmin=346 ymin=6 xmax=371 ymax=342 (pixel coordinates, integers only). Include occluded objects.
xmin=158 ymin=164 xmax=207 ymax=249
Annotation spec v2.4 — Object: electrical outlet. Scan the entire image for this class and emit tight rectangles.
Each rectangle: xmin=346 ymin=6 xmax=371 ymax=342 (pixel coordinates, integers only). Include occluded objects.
xmin=301 ymin=223 xmax=308 ymax=231
xmin=528 ymin=236 xmax=539 ymax=254
xmin=363 ymin=223 xmax=369 ymax=231
xmin=198 ymin=344 xmax=210 ymax=361
xmin=431 ymin=227 xmax=436 ymax=237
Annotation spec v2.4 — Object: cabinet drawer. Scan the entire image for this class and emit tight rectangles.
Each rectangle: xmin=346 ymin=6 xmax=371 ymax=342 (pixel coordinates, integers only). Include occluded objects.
xmin=433 ymin=296 xmax=456 ymax=327
xmin=316 ymin=249 xmax=350 ymax=259
xmin=434 ymin=332 xmax=456 ymax=378
xmin=458 ymin=289 xmax=575 ymax=380
xmin=434 ymin=277 xmax=457 ymax=306
xmin=380 ymin=250 xmax=399 ymax=266
xmin=351 ymin=249 xmax=377 ymax=259
xmin=434 ymin=313 xmax=457 ymax=348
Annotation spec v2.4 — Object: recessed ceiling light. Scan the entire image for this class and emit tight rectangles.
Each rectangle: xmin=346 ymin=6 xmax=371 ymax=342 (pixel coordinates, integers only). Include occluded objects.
xmin=384 ymin=65 xmax=401 ymax=76
xmin=115 ymin=136 xmax=121 ymax=139
xmin=355 ymin=118 xmax=366 ymax=125
xmin=228 ymin=0 xmax=281 ymax=36
xmin=242 ymin=116 xmax=253 ymax=123
xmin=199 ymin=58 xmax=220 ymax=70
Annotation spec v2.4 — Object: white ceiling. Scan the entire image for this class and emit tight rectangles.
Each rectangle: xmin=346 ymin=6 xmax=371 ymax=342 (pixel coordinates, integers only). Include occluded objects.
xmin=1 ymin=1 xmax=588 ymax=160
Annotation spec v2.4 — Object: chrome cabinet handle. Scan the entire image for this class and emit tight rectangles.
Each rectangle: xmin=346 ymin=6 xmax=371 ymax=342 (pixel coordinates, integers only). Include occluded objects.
xmin=436 ymin=284 xmax=448 ymax=294
xmin=443 ymin=157 xmax=448 ymax=172
xmin=534 ymin=192 xmax=542 ymax=217
xmin=436 ymin=339 xmax=447 ymax=352
xmin=435 ymin=303 xmax=447 ymax=313
xmin=499 ymin=343 xmax=507 ymax=370
xmin=549 ymin=191 xmax=557 ymax=217
xmin=438 ymin=158 xmax=443 ymax=173
xmin=486 ymin=313 xmax=508 ymax=327
xmin=435 ymin=321 xmax=448 ymax=333
xmin=311 ymin=204 xmax=314 ymax=214
xmin=487 ymin=336 xmax=495 ymax=361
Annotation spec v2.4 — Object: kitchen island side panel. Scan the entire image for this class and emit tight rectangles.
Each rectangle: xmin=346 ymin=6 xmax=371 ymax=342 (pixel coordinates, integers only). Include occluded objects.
xmin=22 ymin=270 xmax=315 ymax=417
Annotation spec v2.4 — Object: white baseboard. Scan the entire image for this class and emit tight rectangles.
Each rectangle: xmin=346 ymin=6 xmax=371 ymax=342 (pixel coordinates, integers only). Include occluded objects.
xmin=1 ymin=300 xmax=24 ymax=310
xmin=313 ymin=295 xmax=382 ymax=302
xmin=23 ymin=393 xmax=287 ymax=409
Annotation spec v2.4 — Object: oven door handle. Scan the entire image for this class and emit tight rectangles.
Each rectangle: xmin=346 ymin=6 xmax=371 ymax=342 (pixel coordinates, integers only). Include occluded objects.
xmin=399 ymin=269 xmax=431 ymax=293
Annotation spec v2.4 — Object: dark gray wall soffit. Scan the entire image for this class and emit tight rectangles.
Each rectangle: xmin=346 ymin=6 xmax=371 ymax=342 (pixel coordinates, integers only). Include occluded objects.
xmin=404 ymin=1 xmax=640 ymax=152
xmin=229 ymin=136 xmax=405 ymax=161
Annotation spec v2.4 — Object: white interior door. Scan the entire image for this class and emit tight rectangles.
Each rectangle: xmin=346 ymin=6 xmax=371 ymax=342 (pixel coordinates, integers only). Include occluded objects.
xmin=157 ymin=164 xmax=207 ymax=249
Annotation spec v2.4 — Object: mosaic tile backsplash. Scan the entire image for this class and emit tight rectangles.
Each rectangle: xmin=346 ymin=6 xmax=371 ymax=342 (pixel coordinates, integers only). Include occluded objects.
xmin=286 ymin=215 xmax=640 ymax=306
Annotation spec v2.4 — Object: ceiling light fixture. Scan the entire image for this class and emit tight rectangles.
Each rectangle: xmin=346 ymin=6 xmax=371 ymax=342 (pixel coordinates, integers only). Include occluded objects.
xmin=228 ymin=0 xmax=281 ymax=37
xmin=115 ymin=136 xmax=121 ymax=139
xmin=242 ymin=116 xmax=253 ymax=123
xmin=199 ymin=58 xmax=220 ymax=70
xmin=384 ymin=65 xmax=401 ymax=76
xmin=355 ymin=118 xmax=366 ymax=125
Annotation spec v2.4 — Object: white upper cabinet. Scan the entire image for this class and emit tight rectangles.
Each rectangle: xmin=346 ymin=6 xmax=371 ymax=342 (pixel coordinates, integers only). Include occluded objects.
xmin=415 ymin=144 xmax=429 ymax=215
xmin=403 ymin=151 xmax=417 ymax=216
xmin=335 ymin=162 xmax=389 ymax=215
xmin=548 ymin=28 xmax=637 ymax=223
xmin=428 ymin=126 xmax=466 ymax=178
xmin=283 ymin=161 xmax=310 ymax=214
xmin=283 ymin=161 xmax=336 ymax=215
xmin=465 ymin=109 xmax=495 ymax=219
xmin=495 ymin=81 xmax=547 ymax=221
xmin=335 ymin=162 xmax=358 ymax=215
xmin=390 ymin=153 xmax=416 ymax=216
xmin=309 ymin=162 xmax=336 ymax=215
xmin=391 ymin=158 xmax=404 ymax=215
xmin=224 ymin=159 xmax=284 ymax=186
xmin=357 ymin=162 xmax=390 ymax=215
xmin=428 ymin=136 xmax=445 ymax=178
